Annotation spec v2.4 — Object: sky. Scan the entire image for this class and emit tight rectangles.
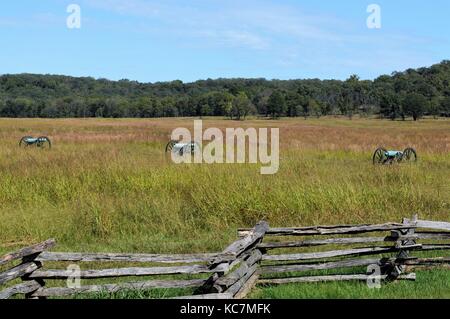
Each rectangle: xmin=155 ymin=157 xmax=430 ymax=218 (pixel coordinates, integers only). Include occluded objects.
xmin=0 ymin=0 xmax=449 ymax=83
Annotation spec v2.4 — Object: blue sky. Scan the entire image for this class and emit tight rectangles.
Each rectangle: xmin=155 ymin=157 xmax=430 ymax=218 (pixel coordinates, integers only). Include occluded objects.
xmin=1 ymin=0 xmax=449 ymax=82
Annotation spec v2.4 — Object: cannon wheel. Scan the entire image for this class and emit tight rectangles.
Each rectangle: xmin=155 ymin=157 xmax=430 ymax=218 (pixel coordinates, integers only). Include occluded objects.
xmin=175 ymin=141 xmax=202 ymax=156
xmin=180 ymin=142 xmax=198 ymax=156
xmin=37 ymin=136 xmax=51 ymax=149
xmin=19 ymin=136 xmax=33 ymax=148
xmin=402 ymin=147 xmax=417 ymax=163
xmin=373 ymin=147 xmax=388 ymax=165
xmin=165 ymin=140 xmax=178 ymax=153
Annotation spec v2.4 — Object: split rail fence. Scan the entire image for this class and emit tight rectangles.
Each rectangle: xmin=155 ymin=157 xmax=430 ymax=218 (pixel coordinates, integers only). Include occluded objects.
xmin=1 ymin=215 xmax=449 ymax=299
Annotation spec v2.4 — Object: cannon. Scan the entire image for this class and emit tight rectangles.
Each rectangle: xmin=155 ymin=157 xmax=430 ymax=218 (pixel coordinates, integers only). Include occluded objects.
xmin=19 ymin=136 xmax=52 ymax=149
xmin=373 ymin=147 xmax=417 ymax=165
xmin=165 ymin=140 xmax=201 ymax=156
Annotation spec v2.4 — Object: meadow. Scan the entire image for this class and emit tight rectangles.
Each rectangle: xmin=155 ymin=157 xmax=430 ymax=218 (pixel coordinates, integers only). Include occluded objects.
xmin=0 ymin=117 xmax=449 ymax=298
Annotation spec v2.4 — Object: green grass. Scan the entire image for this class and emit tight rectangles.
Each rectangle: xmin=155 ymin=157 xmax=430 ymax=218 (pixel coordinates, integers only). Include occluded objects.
xmin=73 ymin=288 xmax=196 ymax=299
xmin=250 ymin=270 xmax=450 ymax=299
xmin=0 ymin=117 xmax=449 ymax=299
xmin=1 ymin=148 xmax=447 ymax=253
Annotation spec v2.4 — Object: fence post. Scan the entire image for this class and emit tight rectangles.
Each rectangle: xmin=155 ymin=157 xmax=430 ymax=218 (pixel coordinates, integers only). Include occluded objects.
xmin=389 ymin=215 xmax=418 ymax=279
xmin=0 ymin=239 xmax=55 ymax=299
xmin=21 ymin=244 xmax=58 ymax=299
xmin=21 ymin=256 xmax=46 ymax=299
xmin=196 ymin=221 xmax=269 ymax=297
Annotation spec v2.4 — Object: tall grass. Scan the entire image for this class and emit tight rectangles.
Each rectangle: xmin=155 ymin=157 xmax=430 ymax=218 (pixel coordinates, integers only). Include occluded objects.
xmin=0 ymin=117 xmax=448 ymax=255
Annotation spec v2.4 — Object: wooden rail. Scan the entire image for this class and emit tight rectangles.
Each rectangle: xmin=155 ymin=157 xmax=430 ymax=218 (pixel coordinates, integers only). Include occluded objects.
xmin=32 ymin=279 xmax=207 ymax=298
xmin=256 ymin=215 xmax=449 ymax=289
xmin=0 ymin=239 xmax=55 ymax=266
xmin=238 ymin=223 xmax=415 ymax=237
xmin=1 ymin=216 xmax=449 ymax=299
xmin=0 ymin=239 xmax=56 ymax=299
xmin=37 ymin=252 xmax=217 ymax=264
xmin=258 ymin=273 xmax=417 ymax=285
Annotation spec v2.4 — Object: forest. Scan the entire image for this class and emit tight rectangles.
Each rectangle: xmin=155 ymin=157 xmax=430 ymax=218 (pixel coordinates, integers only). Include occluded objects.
xmin=1 ymin=60 xmax=450 ymax=120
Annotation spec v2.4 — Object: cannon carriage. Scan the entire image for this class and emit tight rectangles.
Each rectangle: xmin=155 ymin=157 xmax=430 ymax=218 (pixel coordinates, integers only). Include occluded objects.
xmin=19 ymin=136 xmax=52 ymax=149
xmin=165 ymin=140 xmax=201 ymax=156
xmin=373 ymin=147 xmax=417 ymax=165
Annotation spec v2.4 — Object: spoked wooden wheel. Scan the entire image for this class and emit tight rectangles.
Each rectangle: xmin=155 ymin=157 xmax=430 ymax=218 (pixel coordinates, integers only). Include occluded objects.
xmin=179 ymin=142 xmax=195 ymax=156
xmin=402 ymin=148 xmax=417 ymax=163
xmin=37 ymin=137 xmax=51 ymax=149
xmin=373 ymin=147 xmax=388 ymax=165
xmin=165 ymin=140 xmax=178 ymax=153
xmin=19 ymin=136 xmax=33 ymax=148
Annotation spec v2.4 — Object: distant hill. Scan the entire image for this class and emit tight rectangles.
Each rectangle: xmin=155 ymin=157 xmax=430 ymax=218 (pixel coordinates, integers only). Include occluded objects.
xmin=1 ymin=61 xmax=449 ymax=120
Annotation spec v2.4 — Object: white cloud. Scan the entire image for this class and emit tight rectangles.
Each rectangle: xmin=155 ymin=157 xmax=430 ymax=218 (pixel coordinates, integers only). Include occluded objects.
xmin=205 ymin=30 xmax=269 ymax=50
xmin=84 ymin=0 xmax=161 ymax=17
xmin=82 ymin=0 xmax=345 ymax=48
xmin=80 ymin=0 xmax=437 ymax=78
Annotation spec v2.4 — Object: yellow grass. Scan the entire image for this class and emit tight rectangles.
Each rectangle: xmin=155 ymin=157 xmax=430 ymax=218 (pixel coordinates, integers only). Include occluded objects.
xmin=0 ymin=117 xmax=449 ymax=254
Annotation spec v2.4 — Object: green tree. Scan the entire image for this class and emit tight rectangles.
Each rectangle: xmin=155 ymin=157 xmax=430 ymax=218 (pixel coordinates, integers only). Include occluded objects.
xmin=224 ymin=100 xmax=233 ymax=119
xmin=0 ymin=60 xmax=450 ymax=119
xmin=441 ymin=96 xmax=450 ymax=116
xmin=308 ymin=99 xmax=322 ymax=118
xmin=402 ymin=93 xmax=427 ymax=121
xmin=341 ymin=75 xmax=361 ymax=119
xmin=231 ymin=92 xmax=254 ymax=120
xmin=267 ymin=90 xmax=286 ymax=119
xmin=285 ymin=92 xmax=303 ymax=117
xmin=379 ymin=92 xmax=401 ymax=120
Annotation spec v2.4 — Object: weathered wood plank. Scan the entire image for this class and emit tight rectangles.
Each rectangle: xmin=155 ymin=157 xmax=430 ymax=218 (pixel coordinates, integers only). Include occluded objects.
xmin=245 ymin=249 xmax=263 ymax=267
xmin=239 ymin=222 xmax=394 ymax=233
xmin=390 ymin=218 xmax=416 ymax=274
xmin=239 ymin=223 xmax=411 ymax=237
xmin=416 ymin=231 xmax=450 ymax=240
xmin=234 ymin=272 xmax=259 ymax=299
xmin=195 ymin=258 xmax=245 ymax=294
xmin=31 ymin=279 xmax=206 ymax=297
xmin=211 ymin=221 xmax=269 ymax=266
xmin=215 ymin=250 xmax=262 ymax=288
xmin=214 ymin=262 xmax=249 ymax=289
xmin=29 ymin=264 xmax=227 ymax=279
xmin=258 ymin=235 xmax=418 ymax=250
xmin=404 ymin=257 xmax=450 ymax=265
xmin=226 ymin=263 xmax=258 ymax=296
xmin=407 ymin=264 xmax=450 ymax=271
xmin=421 ymin=244 xmax=450 ymax=251
xmin=262 ymin=245 xmax=422 ymax=262
xmin=258 ymin=273 xmax=416 ymax=285
xmin=0 ymin=281 xmax=41 ymax=299
xmin=261 ymin=257 xmax=399 ymax=274
xmin=265 ymin=224 xmax=415 ymax=236
xmin=37 ymin=252 xmax=218 ymax=264
xmin=415 ymin=220 xmax=450 ymax=231
xmin=403 ymin=257 xmax=450 ymax=271
xmin=0 ymin=239 xmax=56 ymax=266
xmin=0 ymin=261 xmax=40 ymax=285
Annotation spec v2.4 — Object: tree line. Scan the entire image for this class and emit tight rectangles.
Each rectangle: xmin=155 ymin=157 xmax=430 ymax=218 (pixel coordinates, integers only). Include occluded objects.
xmin=1 ymin=60 xmax=450 ymax=120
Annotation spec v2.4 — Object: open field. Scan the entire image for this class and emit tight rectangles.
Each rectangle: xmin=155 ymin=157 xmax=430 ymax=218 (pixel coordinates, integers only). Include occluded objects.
xmin=0 ymin=117 xmax=449 ymax=298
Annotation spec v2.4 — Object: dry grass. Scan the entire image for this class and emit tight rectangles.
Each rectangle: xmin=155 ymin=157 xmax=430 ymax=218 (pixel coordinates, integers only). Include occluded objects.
xmin=0 ymin=117 xmax=449 ymax=255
